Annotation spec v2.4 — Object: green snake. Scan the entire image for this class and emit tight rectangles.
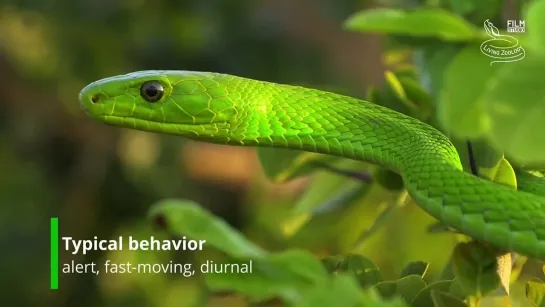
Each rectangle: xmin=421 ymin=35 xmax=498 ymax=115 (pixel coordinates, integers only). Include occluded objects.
xmin=79 ymin=71 xmax=545 ymax=260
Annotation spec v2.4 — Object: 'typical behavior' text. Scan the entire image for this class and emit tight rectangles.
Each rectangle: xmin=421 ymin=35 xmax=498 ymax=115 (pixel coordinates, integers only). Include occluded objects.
xmin=62 ymin=236 xmax=206 ymax=254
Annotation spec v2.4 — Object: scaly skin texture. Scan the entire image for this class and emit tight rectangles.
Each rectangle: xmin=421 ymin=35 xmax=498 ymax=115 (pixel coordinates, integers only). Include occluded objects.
xmin=79 ymin=70 xmax=545 ymax=260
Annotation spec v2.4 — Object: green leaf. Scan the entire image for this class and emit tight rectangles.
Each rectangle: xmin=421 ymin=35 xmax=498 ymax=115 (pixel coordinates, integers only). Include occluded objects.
xmin=447 ymin=0 xmax=502 ymax=25
xmin=338 ymin=254 xmax=383 ymax=288
xmin=400 ymin=261 xmax=429 ymax=278
xmin=292 ymin=159 xmax=369 ymax=215
xmin=509 ymin=254 xmax=528 ymax=283
xmin=283 ymin=174 xmax=368 ymax=236
xmin=385 ymin=71 xmax=418 ymax=113
xmin=257 ymin=148 xmax=337 ymax=183
xmin=256 ymin=148 xmax=304 ymax=180
xmin=395 ymin=275 xmax=427 ymax=304
xmin=398 ymin=76 xmax=434 ymax=116
xmin=526 ymin=0 xmax=545 ymax=52
xmin=456 ymin=139 xmax=514 ymax=297
xmin=205 ymin=250 xmax=328 ymax=302
xmin=371 ymin=77 xmax=414 ymax=116
xmin=411 ymin=280 xmax=453 ymax=307
xmin=447 ymin=0 xmax=475 ymax=15
xmin=294 ymin=274 xmax=365 ymax=307
xmin=371 ymin=275 xmax=427 ymax=304
xmin=373 ymin=281 xmax=399 ymax=299
xmin=394 ymin=65 xmax=419 ymax=80
xmin=344 ymin=8 xmax=479 ymax=41
xmin=526 ymin=279 xmax=545 ymax=307
xmin=437 ymin=47 xmax=499 ymax=138
xmin=430 ymin=290 xmax=469 ymax=307
xmin=491 ymin=253 xmax=512 ymax=296
xmin=148 ymin=199 xmax=265 ymax=258
xmin=481 ymin=53 xmax=545 ymax=165
xmin=451 ymin=242 xmax=501 ymax=297
xmin=449 ymin=279 xmax=469 ymax=300
xmin=353 ymin=190 xmax=408 ymax=249
xmin=468 ymin=138 xmax=503 ymax=169
xmin=419 ymin=44 xmax=463 ymax=98
xmin=478 ymin=155 xmax=517 ymax=189
xmin=282 ymin=159 xmax=371 ymax=236
xmin=269 ymin=250 xmax=330 ymax=282
xmin=321 ymin=255 xmax=344 ymax=272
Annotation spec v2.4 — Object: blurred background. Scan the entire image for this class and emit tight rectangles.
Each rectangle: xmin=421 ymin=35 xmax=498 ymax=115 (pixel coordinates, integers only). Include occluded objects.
xmin=0 ymin=0 xmax=537 ymax=306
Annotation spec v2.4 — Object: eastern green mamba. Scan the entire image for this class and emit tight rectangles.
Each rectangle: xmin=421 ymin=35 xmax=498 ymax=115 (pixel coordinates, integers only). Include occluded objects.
xmin=79 ymin=70 xmax=545 ymax=260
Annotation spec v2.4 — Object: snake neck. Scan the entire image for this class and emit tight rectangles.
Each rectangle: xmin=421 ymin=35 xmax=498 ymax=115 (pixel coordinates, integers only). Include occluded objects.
xmin=222 ymin=82 xmax=463 ymax=174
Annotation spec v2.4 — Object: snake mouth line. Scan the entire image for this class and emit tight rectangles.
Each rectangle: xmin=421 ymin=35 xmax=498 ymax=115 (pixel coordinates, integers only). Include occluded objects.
xmin=96 ymin=114 xmax=229 ymax=138
xmin=97 ymin=114 xmax=190 ymax=127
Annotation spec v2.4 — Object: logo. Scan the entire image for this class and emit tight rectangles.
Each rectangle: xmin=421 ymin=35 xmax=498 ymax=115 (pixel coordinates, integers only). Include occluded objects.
xmin=480 ymin=19 xmax=525 ymax=65
xmin=507 ymin=20 xmax=525 ymax=33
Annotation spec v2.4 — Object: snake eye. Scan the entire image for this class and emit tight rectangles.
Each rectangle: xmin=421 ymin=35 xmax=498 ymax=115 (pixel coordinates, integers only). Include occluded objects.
xmin=140 ymin=80 xmax=164 ymax=103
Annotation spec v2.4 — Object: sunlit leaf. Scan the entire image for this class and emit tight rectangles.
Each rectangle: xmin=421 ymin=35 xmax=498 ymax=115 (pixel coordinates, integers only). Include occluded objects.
xmin=398 ymin=76 xmax=434 ymax=114
xmin=344 ymin=9 xmax=479 ymax=41
xmin=526 ymin=279 xmax=545 ymax=307
xmin=472 ymin=140 xmax=517 ymax=189
xmin=509 ymin=255 xmax=528 ymax=283
xmin=383 ymin=49 xmax=412 ymax=67
xmin=490 ymin=252 xmax=511 ymax=296
xmin=384 ymin=71 xmax=406 ymax=98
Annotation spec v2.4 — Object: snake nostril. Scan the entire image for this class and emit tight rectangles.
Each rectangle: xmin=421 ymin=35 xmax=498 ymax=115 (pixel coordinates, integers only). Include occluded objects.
xmin=91 ymin=94 xmax=100 ymax=104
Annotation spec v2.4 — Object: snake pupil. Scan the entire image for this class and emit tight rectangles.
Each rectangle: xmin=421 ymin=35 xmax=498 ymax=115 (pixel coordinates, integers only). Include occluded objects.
xmin=140 ymin=81 xmax=164 ymax=103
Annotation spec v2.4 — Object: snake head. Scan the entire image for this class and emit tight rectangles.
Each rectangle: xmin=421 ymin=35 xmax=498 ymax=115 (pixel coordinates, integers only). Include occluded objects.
xmin=79 ymin=70 xmax=238 ymax=140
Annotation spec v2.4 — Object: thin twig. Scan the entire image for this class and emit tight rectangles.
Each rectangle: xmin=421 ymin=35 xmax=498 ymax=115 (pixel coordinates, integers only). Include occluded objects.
xmin=467 ymin=140 xmax=479 ymax=176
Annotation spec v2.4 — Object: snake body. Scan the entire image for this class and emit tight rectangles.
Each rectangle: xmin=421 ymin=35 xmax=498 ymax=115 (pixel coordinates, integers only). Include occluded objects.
xmin=79 ymin=71 xmax=545 ymax=260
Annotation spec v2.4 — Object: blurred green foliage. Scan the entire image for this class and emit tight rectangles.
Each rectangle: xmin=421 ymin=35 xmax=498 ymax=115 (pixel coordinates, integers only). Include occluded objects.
xmin=2 ymin=0 xmax=545 ymax=307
